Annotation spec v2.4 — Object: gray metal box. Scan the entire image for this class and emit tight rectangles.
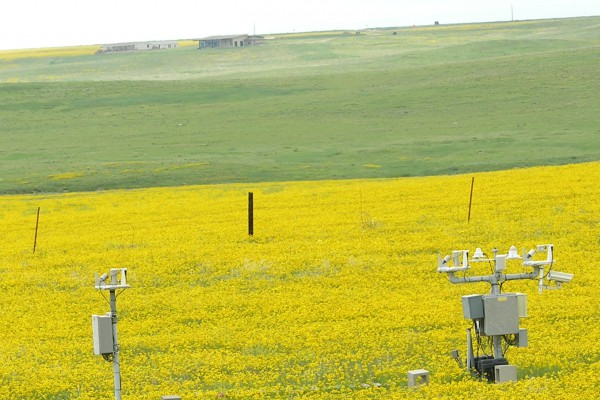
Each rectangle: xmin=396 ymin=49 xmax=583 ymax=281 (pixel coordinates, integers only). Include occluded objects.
xmin=495 ymin=365 xmax=517 ymax=383
xmin=462 ymin=294 xmax=484 ymax=320
xmin=92 ymin=314 xmax=113 ymax=355
xmin=482 ymin=294 xmax=519 ymax=336
xmin=494 ymin=255 xmax=506 ymax=272
xmin=516 ymin=328 xmax=528 ymax=347
xmin=515 ymin=293 xmax=527 ymax=318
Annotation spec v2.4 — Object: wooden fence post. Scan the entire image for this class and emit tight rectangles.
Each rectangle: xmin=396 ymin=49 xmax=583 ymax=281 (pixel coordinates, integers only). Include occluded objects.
xmin=248 ymin=192 xmax=254 ymax=236
xmin=468 ymin=177 xmax=475 ymax=223
xmin=33 ymin=207 xmax=40 ymax=253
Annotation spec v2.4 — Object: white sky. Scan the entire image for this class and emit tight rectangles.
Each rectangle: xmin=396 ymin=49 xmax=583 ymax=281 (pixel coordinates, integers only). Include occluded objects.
xmin=1 ymin=0 xmax=599 ymax=50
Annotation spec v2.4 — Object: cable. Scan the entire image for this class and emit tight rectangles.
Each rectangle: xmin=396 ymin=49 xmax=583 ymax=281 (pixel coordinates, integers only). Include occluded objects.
xmin=100 ymin=290 xmax=111 ymax=307
xmin=541 ymin=261 xmax=554 ymax=279
xmin=502 ymin=335 xmax=514 ymax=357
xmin=475 ymin=323 xmax=489 ymax=357
xmin=474 ymin=321 xmax=480 ymax=359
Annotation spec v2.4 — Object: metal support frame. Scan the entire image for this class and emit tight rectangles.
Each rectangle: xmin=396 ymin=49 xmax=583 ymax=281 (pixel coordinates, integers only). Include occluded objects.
xmin=446 ymin=266 xmax=538 ymax=360
xmin=108 ymin=289 xmax=122 ymax=399
xmin=94 ymin=268 xmax=130 ymax=400
xmin=437 ymin=244 xmax=572 ymax=381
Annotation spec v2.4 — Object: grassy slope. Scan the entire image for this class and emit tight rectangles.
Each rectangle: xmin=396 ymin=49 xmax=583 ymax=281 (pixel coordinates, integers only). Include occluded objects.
xmin=1 ymin=17 xmax=599 ymax=194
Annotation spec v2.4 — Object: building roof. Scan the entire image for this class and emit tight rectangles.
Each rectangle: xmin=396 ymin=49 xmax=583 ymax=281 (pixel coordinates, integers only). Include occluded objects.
xmin=199 ymin=34 xmax=248 ymax=41
xmin=103 ymin=40 xmax=177 ymax=46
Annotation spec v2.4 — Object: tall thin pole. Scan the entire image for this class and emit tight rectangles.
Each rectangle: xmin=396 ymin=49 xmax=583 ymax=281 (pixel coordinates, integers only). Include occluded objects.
xmin=95 ymin=269 xmax=128 ymax=399
xmin=467 ymin=177 xmax=475 ymax=223
xmin=109 ymin=289 xmax=122 ymax=400
xmin=490 ymin=275 xmax=503 ymax=359
xmin=466 ymin=328 xmax=474 ymax=372
xmin=33 ymin=206 xmax=40 ymax=253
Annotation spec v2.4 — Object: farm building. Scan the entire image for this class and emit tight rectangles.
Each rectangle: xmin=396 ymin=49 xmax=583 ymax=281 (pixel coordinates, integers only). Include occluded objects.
xmin=98 ymin=41 xmax=178 ymax=54
xmin=198 ymin=34 xmax=265 ymax=49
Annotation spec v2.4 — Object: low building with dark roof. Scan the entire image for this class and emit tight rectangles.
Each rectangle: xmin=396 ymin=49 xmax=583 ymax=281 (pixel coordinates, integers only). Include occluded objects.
xmin=198 ymin=35 xmax=265 ymax=49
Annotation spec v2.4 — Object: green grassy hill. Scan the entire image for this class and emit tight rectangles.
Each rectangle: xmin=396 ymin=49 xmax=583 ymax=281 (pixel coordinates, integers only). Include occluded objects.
xmin=1 ymin=17 xmax=599 ymax=194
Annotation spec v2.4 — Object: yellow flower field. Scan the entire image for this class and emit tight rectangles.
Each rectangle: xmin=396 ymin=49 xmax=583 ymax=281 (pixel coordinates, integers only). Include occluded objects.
xmin=0 ymin=45 xmax=101 ymax=61
xmin=0 ymin=162 xmax=599 ymax=398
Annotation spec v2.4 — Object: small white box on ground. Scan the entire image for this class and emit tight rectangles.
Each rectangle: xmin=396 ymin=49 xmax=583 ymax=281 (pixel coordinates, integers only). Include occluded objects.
xmin=407 ymin=369 xmax=430 ymax=388
xmin=495 ymin=365 xmax=517 ymax=383
xmin=161 ymin=396 xmax=181 ymax=400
